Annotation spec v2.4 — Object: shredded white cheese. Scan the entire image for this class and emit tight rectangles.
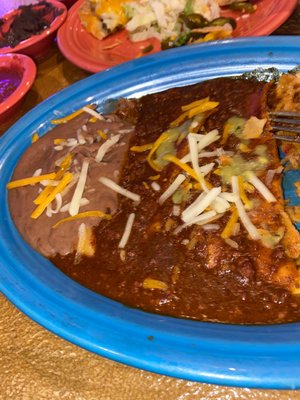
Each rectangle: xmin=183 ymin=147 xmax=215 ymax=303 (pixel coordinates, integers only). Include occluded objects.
xmin=246 ymin=171 xmax=277 ymax=203
xmin=211 ymin=196 xmax=230 ymax=213
xmin=69 ymin=159 xmax=89 ymax=216
xmin=181 ymin=187 xmax=221 ymax=223
xmin=197 ymin=129 xmax=220 ymax=153
xmin=60 ymin=174 xmax=79 ymax=198
xmin=232 ymin=222 xmax=240 ymax=236
xmin=202 ymin=223 xmax=220 ymax=231
xmin=180 ymin=130 xmax=220 ymax=163
xmin=198 ymin=162 xmax=215 ymax=176
xmin=77 ymin=131 xmax=86 ymax=144
xmin=151 ymin=182 xmax=161 ymax=191
xmin=118 ymin=213 xmax=135 ymax=249
xmin=66 ymin=138 xmax=78 ymax=147
xmin=219 ymin=192 xmax=237 ymax=202
xmin=188 ymin=133 xmax=202 ymax=179
xmin=40 ymin=180 xmax=60 ymax=187
xmin=99 ymin=176 xmax=141 ymax=202
xmin=158 ymin=173 xmax=186 ymax=205
xmin=199 ymin=148 xmax=234 ymax=158
xmin=60 ymin=198 xmax=90 ymax=213
xmin=46 ymin=193 xmax=63 ymax=217
xmin=224 ymin=238 xmax=239 ymax=249
xmin=175 ymin=210 xmax=217 ymax=234
xmin=33 ymin=168 xmax=42 ymax=177
xmin=95 ymin=134 xmax=120 ymax=163
xmin=231 ymin=175 xmax=260 ymax=240
xmin=172 ymin=204 xmax=181 ymax=216
xmin=82 ymin=106 xmax=104 ymax=121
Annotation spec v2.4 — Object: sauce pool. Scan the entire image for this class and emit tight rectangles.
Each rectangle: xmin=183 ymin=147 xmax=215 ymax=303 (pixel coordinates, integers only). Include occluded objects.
xmin=0 ymin=69 xmax=22 ymax=103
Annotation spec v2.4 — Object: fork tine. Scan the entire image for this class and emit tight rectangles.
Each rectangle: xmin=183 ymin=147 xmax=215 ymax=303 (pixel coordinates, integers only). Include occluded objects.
xmin=269 ymin=111 xmax=300 ymax=118
xmin=272 ymin=134 xmax=300 ymax=143
xmin=271 ymin=125 xmax=300 ymax=134
xmin=270 ymin=117 xmax=300 ymax=125
xmin=269 ymin=110 xmax=300 ymax=142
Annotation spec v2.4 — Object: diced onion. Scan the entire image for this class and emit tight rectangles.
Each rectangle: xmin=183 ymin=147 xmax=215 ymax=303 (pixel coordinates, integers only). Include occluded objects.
xmin=99 ymin=177 xmax=141 ymax=202
xmin=118 ymin=213 xmax=135 ymax=249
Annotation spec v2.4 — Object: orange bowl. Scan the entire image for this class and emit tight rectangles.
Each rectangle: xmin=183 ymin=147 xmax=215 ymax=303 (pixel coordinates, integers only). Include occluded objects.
xmin=0 ymin=1 xmax=67 ymax=60
xmin=0 ymin=53 xmax=37 ymax=123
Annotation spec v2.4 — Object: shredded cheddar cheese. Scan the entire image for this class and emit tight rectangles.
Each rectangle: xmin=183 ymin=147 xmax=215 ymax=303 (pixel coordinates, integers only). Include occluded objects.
xmin=130 ymin=143 xmax=154 ymax=152
xmin=238 ymin=176 xmax=252 ymax=210
xmin=221 ymin=208 xmax=239 ymax=239
xmin=33 ymin=154 xmax=73 ymax=205
xmin=142 ymin=278 xmax=168 ymax=291
xmin=51 ymin=108 xmax=85 ymax=124
xmin=170 ymin=97 xmax=219 ymax=128
xmin=170 ymin=110 xmax=190 ymax=128
xmin=163 ymin=154 xmax=209 ymax=190
xmin=146 ymin=131 xmax=171 ymax=171
xmin=54 ymin=138 xmax=66 ymax=145
xmin=53 ymin=210 xmax=112 ymax=228
xmin=97 ymin=130 xmax=108 ymax=140
xmin=31 ymin=133 xmax=39 ymax=143
xmin=187 ymin=101 xmax=219 ymax=118
xmin=31 ymin=172 xmax=73 ymax=219
xmin=181 ymin=97 xmax=210 ymax=111
xmin=7 ymin=172 xmax=56 ymax=189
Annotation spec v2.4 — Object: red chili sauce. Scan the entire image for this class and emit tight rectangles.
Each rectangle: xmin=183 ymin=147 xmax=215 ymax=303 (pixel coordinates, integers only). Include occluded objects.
xmin=0 ymin=68 xmax=22 ymax=103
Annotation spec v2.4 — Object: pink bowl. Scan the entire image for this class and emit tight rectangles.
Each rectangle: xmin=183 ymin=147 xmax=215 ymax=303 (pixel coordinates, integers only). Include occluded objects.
xmin=0 ymin=1 xmax=67 ymax=60
xmin=0 ymin=53 xmax=37 ymax=123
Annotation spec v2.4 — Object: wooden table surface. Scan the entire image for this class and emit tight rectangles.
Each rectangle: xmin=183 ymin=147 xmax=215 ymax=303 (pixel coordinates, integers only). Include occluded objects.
xmin=1 ymin=2 xmax=300 ymax=399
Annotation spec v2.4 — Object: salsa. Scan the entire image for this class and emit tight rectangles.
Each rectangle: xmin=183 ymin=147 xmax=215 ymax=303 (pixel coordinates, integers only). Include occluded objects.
xmin=0 ymin=68 xmax=21 ymax=103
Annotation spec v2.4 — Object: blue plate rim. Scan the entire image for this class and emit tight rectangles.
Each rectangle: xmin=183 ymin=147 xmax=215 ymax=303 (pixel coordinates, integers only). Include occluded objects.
xmin=1 ymin=36 xmax=300 ymax=389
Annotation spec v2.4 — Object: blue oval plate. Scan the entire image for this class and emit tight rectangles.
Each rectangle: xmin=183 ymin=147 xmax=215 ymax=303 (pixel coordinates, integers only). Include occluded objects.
xmin=1 ymin=36 xmax=300 ymax=389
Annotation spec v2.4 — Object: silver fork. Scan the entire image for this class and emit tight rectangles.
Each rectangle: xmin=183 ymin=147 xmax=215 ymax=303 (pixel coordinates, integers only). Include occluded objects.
xmin=269 ymin=111 xmax=300 ymax=143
